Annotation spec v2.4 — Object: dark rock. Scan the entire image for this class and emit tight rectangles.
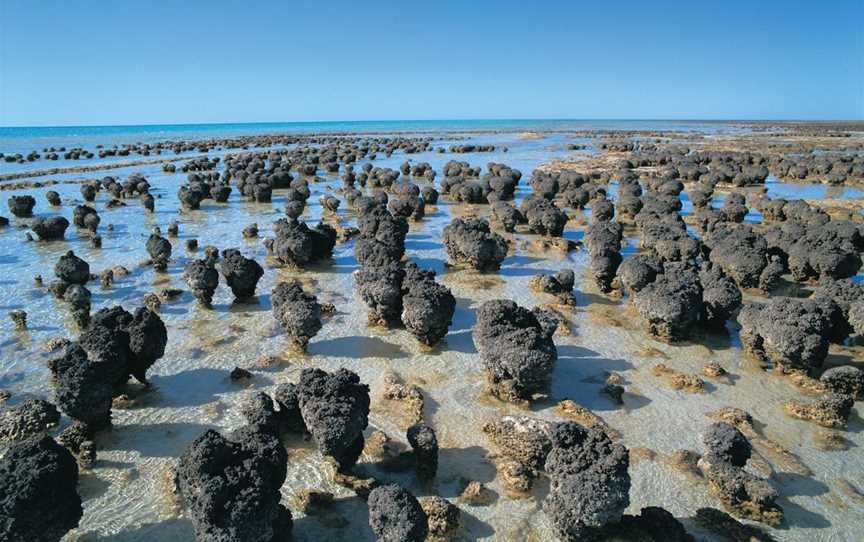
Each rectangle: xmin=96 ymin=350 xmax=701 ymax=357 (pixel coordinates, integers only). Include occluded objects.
xmin=0 ymin=436 xmax=82 ymax=542
xmin=220 ymin=249 xmax=264 ymax=299
xmin=443 ymin=218 xmax=508 ymax=270
xmin=738 ymin=297 xmax=833 ymax=375
xmin=146 ymin=234 xmax=172 ymax=271
xmin=31 ymin=216 xmax=69 ymax=240
xmin=54 ymin=251 xmax=89 ymax=284
xmin=296 ymin=368 xmax=370 ymax=470
xmin=401 ymin=263 xmax=456 ymax=346
xmin=407 ymin=423 xmax=438 ymax=481
xmin=474 ymin=300 xmax=557 ymax=402
xmin=184 ymin=259 xmax=219 ymax=305
xmin=7 ymin=195 xmax=36 ymax=217
xmin=543 ymin=422 xmax=631 ymax=541
xmin=819 ymin=366 xmax=864 ymax=399
xmin=271 ymin=280 xmax=322 ymax=350
xmin=177 ymin=428 xmax=291 ymax=542
xmin=367 ymin=484 xmax=428 ymax=542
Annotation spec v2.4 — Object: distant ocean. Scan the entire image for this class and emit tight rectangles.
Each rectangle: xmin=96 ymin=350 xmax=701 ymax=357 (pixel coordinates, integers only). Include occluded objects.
xmin=0 ymin=119 xmax=740 ymax=156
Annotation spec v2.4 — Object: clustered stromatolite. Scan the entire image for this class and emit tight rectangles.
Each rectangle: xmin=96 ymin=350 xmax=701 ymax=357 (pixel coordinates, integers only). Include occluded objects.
xmin=473 ymin=299 xmax=557 ymax=402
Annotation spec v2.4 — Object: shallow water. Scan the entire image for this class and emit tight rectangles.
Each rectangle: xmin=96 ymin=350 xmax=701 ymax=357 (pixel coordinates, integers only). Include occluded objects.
xmin=1 ymin=126 xmax=863 ymax=541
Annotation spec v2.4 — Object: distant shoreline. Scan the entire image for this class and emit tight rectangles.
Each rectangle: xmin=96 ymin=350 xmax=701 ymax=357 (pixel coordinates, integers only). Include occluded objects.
xmin=3 ymin=118 xmax=863 ymax=132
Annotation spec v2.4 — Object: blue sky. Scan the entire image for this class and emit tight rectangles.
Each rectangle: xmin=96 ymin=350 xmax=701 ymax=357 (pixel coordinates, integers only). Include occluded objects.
xmin=1 ymin=0 xmax=862 ymax=126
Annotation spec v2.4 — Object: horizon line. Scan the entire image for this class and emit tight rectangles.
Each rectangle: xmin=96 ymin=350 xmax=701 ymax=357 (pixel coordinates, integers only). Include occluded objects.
xmin=2 ymin=117 xmax=864 ymax=130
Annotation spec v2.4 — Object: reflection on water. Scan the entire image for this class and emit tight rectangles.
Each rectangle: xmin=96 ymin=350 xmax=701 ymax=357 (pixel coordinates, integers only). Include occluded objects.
xmin=0 ymin=128 xmax=862 ymax=541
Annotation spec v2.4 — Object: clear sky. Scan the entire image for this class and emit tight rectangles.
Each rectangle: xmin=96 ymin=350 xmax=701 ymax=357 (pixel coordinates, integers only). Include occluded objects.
xmin=1 ymin=0 xmax=862 ymax=126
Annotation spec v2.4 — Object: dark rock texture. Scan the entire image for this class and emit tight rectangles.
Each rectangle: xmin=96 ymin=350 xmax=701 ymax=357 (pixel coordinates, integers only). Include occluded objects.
xmin=443 ymin=218 xmax=508 ymax=270
xmin=184 ymin=258 xmax=219 ymax=305
xmin=474 ymin=300 xmax=557 ymax=402
xmin=177 ymin=428 xmax=291 ymax=542
xmin=367 ymin=484 xmax=428 ymax=542
xmin=738 ymin=297 xmax=833 ymax=375
xmin=220 ymin=249 xmax=264 ymax=299
xmin=0 ymin=436 xmax=82 ymax=542
xmin=543 ymin=422 xmax=631 ymax=541
xmin=296 ymin=368 xmax=370 ymax=470
xmin=407 ymin=423 xmax=439 ymax=481
xmin=401 ymin=263 xmax=456 ymax=346
xmin=31 ymin=216 xmax=70 ymax=241
xmin=271 ymin=280 xmax=323 ymax=350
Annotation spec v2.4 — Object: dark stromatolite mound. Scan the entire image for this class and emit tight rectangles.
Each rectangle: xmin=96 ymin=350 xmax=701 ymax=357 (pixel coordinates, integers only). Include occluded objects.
xmin=473 ymin=299 xmax=557 ymax=402
xmin=355 ymin=259 xmax=406 ymax=326
xmin=633 ymin=263 xmax=704 ymax=342
xmin=270 ymin=218 xmax=336 ymax=267
xmin=639 ymin=220 xmax=700 ymax=263
xmin=586 ymin=221 xmax=623 ymax=292
xmin=521 ymin=196 xmax=568 ymax=237
xmin=80 ymin=184 xmax=97 ymax=202
xmin=820 ymin=365 xmax=864 ymax=399
xmin=72 ymin=204 xmax=100 ymax=232
xmin=184 ymin=258 xmax=219 ymax=305
xmin=786 ymin=220 xmax=863 ymax=281
xmin=401 ymin=263 xmax=456 ymax=346
xmin=49 ymin=343 xmax=114 ymax=429
xmin=0 ymin=436 xmax=83 ymax=542
xmin=698 ymin=423 xmax=782 ymax=526
xmin=125 ymin=307 xmax=168 ymax=382
xmin=296 ymin=368 xmax=370 ymax=470
xmin=240 ymin=393 xmax=283 ymax=435
xmin=602 ymin=506 xmax=694 ymax=541
xmin=7 ymin=195 xmax=36 ymax=217
xmin=738 ymin=297 xmax=833 ymax=375
xmin=543 ymin=422 xmax=631 ymax=541
xmin=271 ymin=280 xmax=323 ymax=350
xmin=49 ymin=306 xmax=167 ymax=426
xmin=272 ymin=383 xmax=307 ymax=434
xmin=702 ymin=422 xmax=751 ymax=467
xmin=177 ymin=428 xmax=292 ymax=542
xmin=54 ymin=251 xmax=90 ymax=285
xmin=810 ymin=277 xmax=863 ymax=343
xmin=367 ymin=484 xmax=429 ymax=542
xmin=353 ymin=205 xmax=411 ymax=326
xmin=443 ymin=218 xmax=508 ymax=271
xmin=0 ymin=399 xmax=61 ymax=443
xmin=407 ymin=423 xmax=439 ymax=481
xmin=617 ymin=253 xmax=663 ymax=295
xmin=356 ymin=204 xmax=409 ymax=259
xmin=705 ymin=225 xmax=777 ymax=290
xmin=220 ymin=249 xmax=264 ymax=299
xmin=490 ymin=201 xmax=524 ymax=232
xmin=63 ymin=284 xmax=92 ymax=329
xmin=699 ymin=262 xmax=743 ymax=323
xmin=146 ymin=233 xmax=172 ymax=271
xmin=46 ymin=190 xmax=62 ymax=206
xmin=31 ymin=216 xmax=70 ymax=241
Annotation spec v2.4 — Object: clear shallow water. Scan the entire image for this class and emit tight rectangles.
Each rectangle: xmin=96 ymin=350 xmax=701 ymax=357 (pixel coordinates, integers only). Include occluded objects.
xmin=0 ymin=125 xmax=862 ymax=542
